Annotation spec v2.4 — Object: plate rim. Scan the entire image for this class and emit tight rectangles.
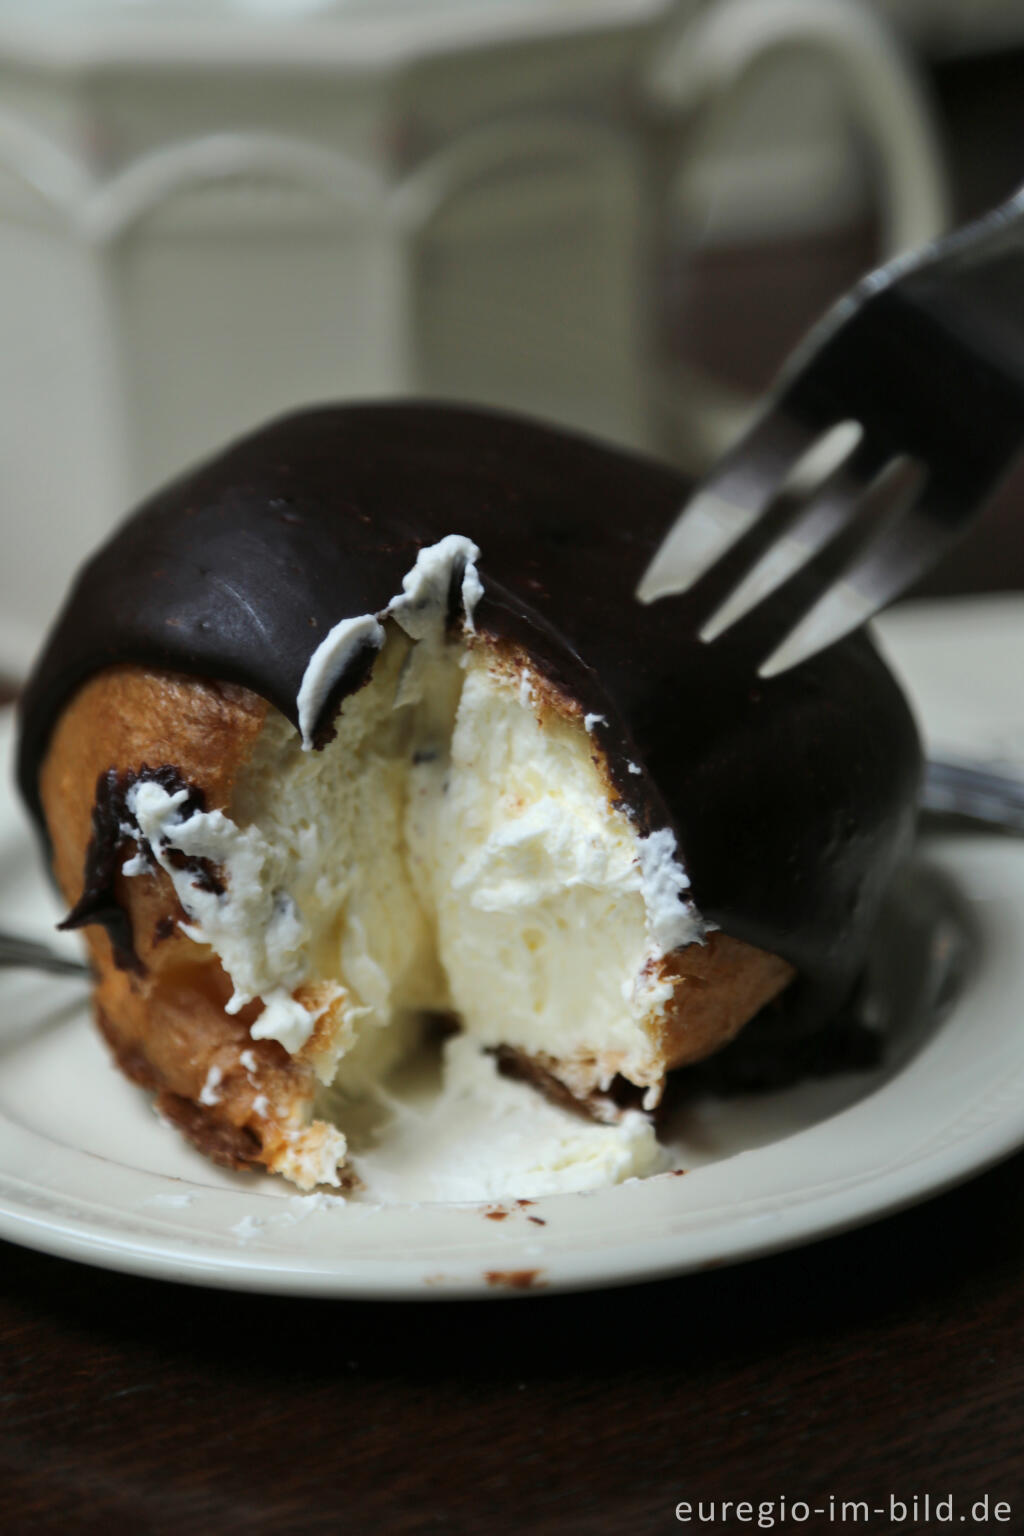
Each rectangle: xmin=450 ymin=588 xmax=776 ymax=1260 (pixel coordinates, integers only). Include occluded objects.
xmin=5 ymin=596 xmax=1024 ymax=1298
xmin=1 ymin=1030 xmax=1022 ymax=1299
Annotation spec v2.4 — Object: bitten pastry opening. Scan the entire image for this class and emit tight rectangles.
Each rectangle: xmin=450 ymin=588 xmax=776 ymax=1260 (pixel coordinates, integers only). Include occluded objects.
xmin=41 ymin=534 xmax=793 ymax=1195
xmin=27 ymin=406 xmax=917 ymax=1201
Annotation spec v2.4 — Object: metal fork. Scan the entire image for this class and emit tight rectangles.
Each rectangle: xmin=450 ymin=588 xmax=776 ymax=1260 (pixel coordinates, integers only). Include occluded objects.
xmin=0 ymin=930 xmax=88 ymax=976
xmin=638 ymin=186 xmax=1024 ymax=675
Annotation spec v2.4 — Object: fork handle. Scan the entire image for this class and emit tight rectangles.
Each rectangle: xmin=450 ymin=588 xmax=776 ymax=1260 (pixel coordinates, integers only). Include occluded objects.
xmin=868 ymin=185 xmax=1024 ymax=394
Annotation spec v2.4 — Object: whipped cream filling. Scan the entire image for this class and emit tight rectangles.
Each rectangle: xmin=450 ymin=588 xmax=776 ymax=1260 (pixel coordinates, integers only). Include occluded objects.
xmin=329 ymin=1034 xmax=665 ymax=1203
xmin=296 ymin=615 xmax=384 ymax=752
xmin=638 ymin=828 xmax=702 ymax=954
xmin=125 ymin=777 xmax=331 ymax=1053
xmin=297 ymin=534 xmax=482 ymax=749
xmin=119 ymin=534 xmax=704 ymax=1194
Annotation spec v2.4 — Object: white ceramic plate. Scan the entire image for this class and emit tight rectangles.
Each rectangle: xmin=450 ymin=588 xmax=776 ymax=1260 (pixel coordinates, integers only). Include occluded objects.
xmin=2 ymin=596 xmax=1024 ymax=1299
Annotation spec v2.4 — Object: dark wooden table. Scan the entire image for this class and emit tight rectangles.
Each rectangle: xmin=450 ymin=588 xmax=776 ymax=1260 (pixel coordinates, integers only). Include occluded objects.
xmin=3 ymin=1150 xmax=1023 ymax=1534
xmin=5 ymin=46 xmax=1024 ymax=1536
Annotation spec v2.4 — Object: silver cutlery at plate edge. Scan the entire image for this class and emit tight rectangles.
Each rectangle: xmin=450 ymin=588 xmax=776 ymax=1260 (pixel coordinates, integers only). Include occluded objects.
xmin=0 ymin=930 xmax=89 ymax=976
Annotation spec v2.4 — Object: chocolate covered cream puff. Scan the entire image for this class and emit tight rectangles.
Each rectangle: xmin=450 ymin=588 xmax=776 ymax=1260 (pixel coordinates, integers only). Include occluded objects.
xmin=17 ymin=405 xmax=920 ymax=1189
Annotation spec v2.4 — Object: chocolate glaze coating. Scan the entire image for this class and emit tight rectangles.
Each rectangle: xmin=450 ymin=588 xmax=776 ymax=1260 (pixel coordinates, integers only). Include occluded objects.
xmin=18 ymin=403 xmax=921 ymax=1013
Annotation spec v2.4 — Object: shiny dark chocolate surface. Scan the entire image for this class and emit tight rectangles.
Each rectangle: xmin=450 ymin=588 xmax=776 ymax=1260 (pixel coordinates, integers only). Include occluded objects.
xmin=18 ymin=403 xmax=921 ymax=1003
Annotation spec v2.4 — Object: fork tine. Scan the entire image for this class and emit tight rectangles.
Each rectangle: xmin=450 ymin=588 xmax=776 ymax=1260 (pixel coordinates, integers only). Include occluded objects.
xmin=636 ymin=409 xmax=814 ymax=605
xmin=699 ymin=433 xmax=888 ymax=643
xmin=759 ymin=475 xmax=940 ymax=677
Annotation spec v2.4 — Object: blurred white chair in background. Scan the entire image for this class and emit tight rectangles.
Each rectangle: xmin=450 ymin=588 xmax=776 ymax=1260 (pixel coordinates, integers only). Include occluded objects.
xmin=0 ymin=0 xmax=946 ymax=675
